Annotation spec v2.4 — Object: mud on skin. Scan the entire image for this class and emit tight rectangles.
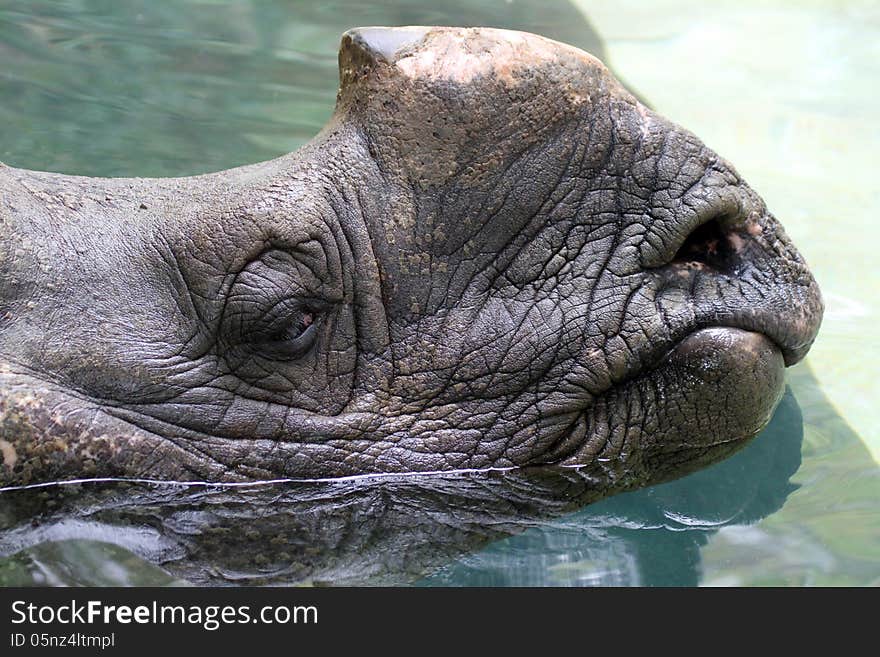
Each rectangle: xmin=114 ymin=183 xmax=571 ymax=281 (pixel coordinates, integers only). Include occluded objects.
xmin=0 ymin=27 xmax=822 ymax=489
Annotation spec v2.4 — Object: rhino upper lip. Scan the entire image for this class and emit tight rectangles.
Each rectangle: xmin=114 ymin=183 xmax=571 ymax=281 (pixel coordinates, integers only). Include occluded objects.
xmin=678 ymin=317 xmax=809 ymax=368
xmin=653 ymin=210 xmax=819 ymax=367
xmin=704 ymin=317 xmax=807 ymax=366
xmin=628 ymin=316 xmax=807 ymax=394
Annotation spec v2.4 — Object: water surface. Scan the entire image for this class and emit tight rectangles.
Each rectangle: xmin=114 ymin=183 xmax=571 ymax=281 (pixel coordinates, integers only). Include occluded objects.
xmin=0 ymin=0 xmax=877 ymax=586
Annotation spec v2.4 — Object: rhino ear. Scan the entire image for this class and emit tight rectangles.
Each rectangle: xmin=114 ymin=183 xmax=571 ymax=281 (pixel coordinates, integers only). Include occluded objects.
xmin=338 ymin=26 xmax=432 ymax=94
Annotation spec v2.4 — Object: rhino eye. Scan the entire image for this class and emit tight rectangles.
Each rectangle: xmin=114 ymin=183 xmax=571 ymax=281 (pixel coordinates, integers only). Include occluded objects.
xmin=248 ymin=302 xmax=323 ymax=360
xmin=219 ymin=248 xmax=333 ymax=366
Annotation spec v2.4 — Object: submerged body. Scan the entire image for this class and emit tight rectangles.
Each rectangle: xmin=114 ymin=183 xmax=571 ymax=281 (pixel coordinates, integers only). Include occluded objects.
xmin=0 ymin=27 xmax=822 ymax=488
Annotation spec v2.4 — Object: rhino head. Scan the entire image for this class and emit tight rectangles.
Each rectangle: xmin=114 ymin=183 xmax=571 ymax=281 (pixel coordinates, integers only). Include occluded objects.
xmin=0 ymin=27 xmax=822 ymax=488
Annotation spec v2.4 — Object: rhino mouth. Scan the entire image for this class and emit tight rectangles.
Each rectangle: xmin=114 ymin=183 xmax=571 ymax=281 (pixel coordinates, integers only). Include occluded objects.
xmin=655 ymin=325 xmax=787 ymax=446
xmin=544 ymin=325 xmax=786 ymax=483
xmin=653 ymin=206 xmax=821 ymax=367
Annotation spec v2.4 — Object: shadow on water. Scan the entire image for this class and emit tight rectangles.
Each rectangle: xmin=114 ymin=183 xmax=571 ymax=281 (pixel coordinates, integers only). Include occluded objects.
xmin=0 ymin=388 xmax=803 ymax=586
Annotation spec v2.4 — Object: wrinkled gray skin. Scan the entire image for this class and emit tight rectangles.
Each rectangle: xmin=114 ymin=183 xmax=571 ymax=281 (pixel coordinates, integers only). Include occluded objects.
xmin=0 ymin=27 xmax=822 ymax=488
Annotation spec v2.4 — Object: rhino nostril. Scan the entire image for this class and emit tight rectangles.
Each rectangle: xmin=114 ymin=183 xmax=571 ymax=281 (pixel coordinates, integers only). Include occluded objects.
xmin=671 ymin=215 xmax=737 ymax=270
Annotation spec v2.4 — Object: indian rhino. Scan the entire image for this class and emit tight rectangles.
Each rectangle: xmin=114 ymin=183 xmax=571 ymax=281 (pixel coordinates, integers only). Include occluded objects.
xmin=0 ymin=27 xmax=822 ymax=488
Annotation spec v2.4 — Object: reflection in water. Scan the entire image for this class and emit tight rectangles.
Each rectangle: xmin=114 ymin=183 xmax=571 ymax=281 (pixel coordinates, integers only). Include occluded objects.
xmin=0 ymin=390 xmax=802 ymax=586
xmin=422 ymin=389 xmax=803 ymax=586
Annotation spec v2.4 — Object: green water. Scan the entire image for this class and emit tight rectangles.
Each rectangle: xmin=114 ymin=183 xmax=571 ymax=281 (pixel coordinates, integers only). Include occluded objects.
xmin=0 ymin=0 xmax=878 ymax=586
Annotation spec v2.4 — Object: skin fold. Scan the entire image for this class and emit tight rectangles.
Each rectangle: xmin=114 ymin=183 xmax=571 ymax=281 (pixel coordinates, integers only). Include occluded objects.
xmin=0 ymin=27 xmax=822 ymax=488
